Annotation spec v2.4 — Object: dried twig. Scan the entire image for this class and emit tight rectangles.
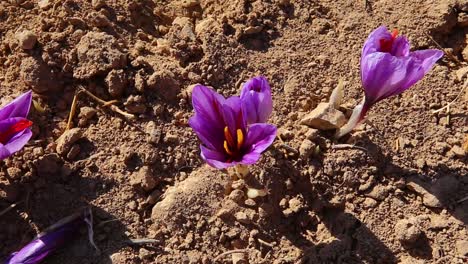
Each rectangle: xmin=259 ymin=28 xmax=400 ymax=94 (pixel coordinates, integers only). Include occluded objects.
xmin=66 ymin=92 xmax=79 ymax=130
xmin=424 ymin=32 xmax=459 ymax=64
xmin=78 ymin=87 xmax=135 ymax=120
xmin=331 ymin=144 xmax=367 ymax=152
xmin=126 ymin=238 xmax=160 ymax=245
xmin=213 ymin=249 xmax=248 ymax=262
xmin=432 ymin=79 xmax=467 ymax=114
xmin=257 ymin=238 xmax=275 ymax=248
xmin=457 ymin=195 xmax=468 ymax=204
xmin=0 ymin=201 xmax=22 ymax=217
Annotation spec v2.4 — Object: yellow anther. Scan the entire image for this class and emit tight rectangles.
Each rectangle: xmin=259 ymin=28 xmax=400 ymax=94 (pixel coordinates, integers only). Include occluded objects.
xmin=236 ymin=129 xmax=244 ymax=149
xmin=224 ymin=126 xmax=235 ymax=148
xmin=224 ymin=140 xmax=234 ymax=156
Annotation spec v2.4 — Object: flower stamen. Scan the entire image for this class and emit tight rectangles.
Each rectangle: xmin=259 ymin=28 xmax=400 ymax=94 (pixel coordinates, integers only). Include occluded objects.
xmin=224 ymin=127 xmax=235 ymax=148
xmin=236 ymin=129 xmax=244 ymax=150
xmin=223 ymin=140 xmax=234 ymax=156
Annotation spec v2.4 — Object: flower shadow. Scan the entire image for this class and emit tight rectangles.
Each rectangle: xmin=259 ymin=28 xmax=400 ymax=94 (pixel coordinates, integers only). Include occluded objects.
xmin=355 ymin=136 xmax=467 ymax=226
xmin=255 ymin=152 xmax=399 ymax=263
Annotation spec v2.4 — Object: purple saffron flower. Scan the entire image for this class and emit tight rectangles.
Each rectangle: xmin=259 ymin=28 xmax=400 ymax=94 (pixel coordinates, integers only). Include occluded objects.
xmin=336 ymin=26 xmax=444 ymax=138
xmin=0 ymin=91 xmax=33 ymax=160
xmin=240 ymin=76 xmax=273 ymax=124
xmin=189 ymin=79 xmax=277 ymax=169
xmin=5 ymin=210 xmax=88 ymax=264
xmin=5 ymin=208 xmax=97 ymax=264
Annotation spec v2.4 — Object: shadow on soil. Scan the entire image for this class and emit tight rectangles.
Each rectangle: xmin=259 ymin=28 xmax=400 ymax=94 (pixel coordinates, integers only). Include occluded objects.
xmin=0 ymin=161 xmax=135 ymax=264
xmin=254 ymin=153 xmax=399 ymax=264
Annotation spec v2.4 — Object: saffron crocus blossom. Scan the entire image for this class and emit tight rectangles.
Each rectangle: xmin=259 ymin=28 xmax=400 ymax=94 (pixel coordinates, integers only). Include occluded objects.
xmin=189 ymin=78 xmax=277 ymax=169
xmin=0 ymin=91 xmax=33 ymax=160
xmin=240 ymin=76 xmax=273 ymax=124
xmin=5 ymin=208 xmax=95 ymax=264
xmin=336 ymin=26 xmax=444 ymax=138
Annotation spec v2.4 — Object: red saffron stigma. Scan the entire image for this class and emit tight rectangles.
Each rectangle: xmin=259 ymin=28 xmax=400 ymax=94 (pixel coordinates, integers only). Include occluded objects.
xmin=0 ymin=119 xmax=33 ymax=144
xmin=379 ymin=28 xmax=399 ymax=53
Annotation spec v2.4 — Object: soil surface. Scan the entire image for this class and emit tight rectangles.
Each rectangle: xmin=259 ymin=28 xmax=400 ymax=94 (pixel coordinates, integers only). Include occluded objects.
xmin=0 ymin=0 xmax=467 ymax=263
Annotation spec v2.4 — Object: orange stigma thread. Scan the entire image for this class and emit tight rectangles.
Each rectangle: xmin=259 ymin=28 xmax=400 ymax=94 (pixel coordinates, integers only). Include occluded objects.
xmin=0 ymin=119 xmax=33 ymax=144
xmin=379 ymin=29 xmax=398 ymax=53
xmin=223 ymin=126 xmax=245 ymax=157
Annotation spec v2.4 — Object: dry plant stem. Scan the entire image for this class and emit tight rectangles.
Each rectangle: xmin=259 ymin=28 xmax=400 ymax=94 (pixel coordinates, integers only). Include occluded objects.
xmin=257 ymin=238 xmax=275 ymax=247
xmin=457 ymin=195 xmax=468 ymax=204
xmin=126 ymin=238 xmax=160 ymax=245
xmin=332 ymin=144 xmax=367 ymax=152
xmin=213 ymin=249 xmax=248 ymax=262
xmin=329 ymin=79 xmax=344 ymax=109
xmin=79 ymin=88 xmax=135 ymax=119
xmin=0 ymin=201 xmax=22 ymax=217
xmin=424 ymin=32 xmax=459 ymax=64
xmin=432 ymin=79 xmax=467 ymax=114
xmin=335 ymin=98 xmax=366 ymax=138
xmin=66 ymin=92 xmax=79 ymax=130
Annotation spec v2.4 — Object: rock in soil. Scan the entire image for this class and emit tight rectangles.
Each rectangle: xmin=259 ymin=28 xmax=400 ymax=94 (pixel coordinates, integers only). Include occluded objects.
xmin=395 ymin=219 xmax=423 ymax=244
xmin=300 ymin=102 xmax=346 ymax=130
xmin=147 ymin=70 xmax=180 ymax=102
xmin=56 ymin=128 xmax=83 ymax=156
xmin=130 ymin=166 xmax=159 ymax=191
xmin=16 ymin=30 xmax=37 ymax=50
xmin=20 ymin=56 xmax=58 ymax=93
xmin=105 ymin=69 xmax=128 ymax=98
xmin=74 ymin=32 xmax=127 ymax=79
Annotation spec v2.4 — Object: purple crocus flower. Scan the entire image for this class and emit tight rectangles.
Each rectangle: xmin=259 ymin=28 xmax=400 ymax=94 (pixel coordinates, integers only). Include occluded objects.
xmin=240 ymin=76 xmax=273 ymax=124
xmin=5 ymin=209 xmax=88 ymax=264
xmin=0 ymin=91 xmax=33 ymax=160
xmin=336 ymin=26 xmax=444 ymax=138
xmin=189 ymin=77 xmax=277 ymax=169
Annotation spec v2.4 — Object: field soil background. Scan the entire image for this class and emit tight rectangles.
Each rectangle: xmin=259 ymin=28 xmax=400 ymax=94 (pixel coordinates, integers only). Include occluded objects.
xmin=0 ymin=0 xmax=467 ymax=263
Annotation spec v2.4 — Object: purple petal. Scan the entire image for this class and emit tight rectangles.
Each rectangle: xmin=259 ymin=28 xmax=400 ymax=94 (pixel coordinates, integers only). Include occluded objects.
xmin=191 ymin=85 xmax=225 ymax=130
xmin=361 ymin=26 xmax=391 ymax=58
xmin=0 ymin=91 xmax=32 ymax=120
xmin=189 ymin=85 xmax=227 ymax=151
xmin=361 ymin=49 xmax=443 ymax=106
xmin=222 ymin=96 xmax=244 ymax=138
xmin=243 ymin=123 xmax=277 ymax=160
xmin=200 ymin=145 xmax=233 ymax=169
xmin=410 ymin=49 xmax=444 ymax=74
xmin=391 ymin=36 xmax=410 ymax=57
xmin=6 ymin=216 xmax=83 ymax=264
xmin=0 ymin=117 xmax=33 ymax=160
xmin=189 ymin=115 xmax=224 ymax=152
xmin=240 ymin=76 xmax=273 ymax=124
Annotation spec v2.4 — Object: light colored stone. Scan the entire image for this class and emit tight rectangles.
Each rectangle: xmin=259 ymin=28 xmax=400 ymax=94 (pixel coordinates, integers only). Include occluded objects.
xmin=363 ymin=197 xmax=377 ymax=208
xmin=16 ymin=30 xmax=37 ymax=50
xmin=300 ymin=102 xmax=346 ymax=130
xmin=455 ymin=66 xmax=468 ymax=81
xmin=243 ymin=26 xmax=263 ymax=35
xmin=38 ymin=0 xmax=52 ymax=9
xmin=235 ymin=211 xmax=251 ymax=224
xmin=56 ymin=128 xmax=83 ymax=156
xmin=299 ymin=139 xmax=315 ymax=159
xmin=395 ymin=219 xmax=423 ymax=244
xmin=451 ymin=145 xmax=465 ymax=157
xmin=366 ymin=185 xmax=390 ymax=201
xmin=130 ymin=166 xmax=158 ymax=191
xmin=406 ymin=180 xmax=443 ymax=208
xmin=456 ymin=240 xmax=468 ymax=256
